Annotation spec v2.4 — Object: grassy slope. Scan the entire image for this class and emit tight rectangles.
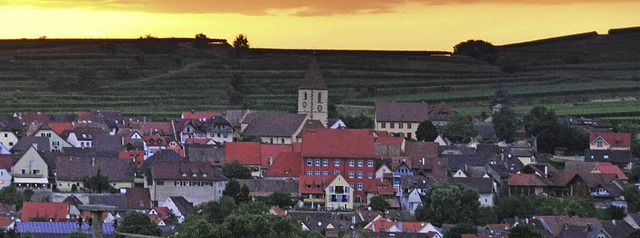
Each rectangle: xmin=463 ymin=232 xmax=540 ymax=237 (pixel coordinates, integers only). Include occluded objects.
xmin=0 ymin=31 xmax=639 ymax=120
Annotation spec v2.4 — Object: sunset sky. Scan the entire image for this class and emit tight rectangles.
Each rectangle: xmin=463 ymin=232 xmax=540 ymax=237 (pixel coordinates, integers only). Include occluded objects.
xmin=1 ymin=0 xmax=639 ymax=51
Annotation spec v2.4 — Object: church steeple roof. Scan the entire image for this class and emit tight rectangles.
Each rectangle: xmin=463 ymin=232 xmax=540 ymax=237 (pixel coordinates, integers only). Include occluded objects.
xmin=299 ymin=56 xmax=328 ymax=90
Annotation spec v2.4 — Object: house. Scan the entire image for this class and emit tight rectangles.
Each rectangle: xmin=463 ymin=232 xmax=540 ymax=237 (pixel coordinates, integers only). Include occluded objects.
xmin=374 ymin=102 xmax=430 ymax=140
xmin=149 ymin=161 xmax=227 ymax=205
xmin=264 ymin=152 xmax=303 ymax=178
xmin=62 ymin=195 xmax=83 ymax=219
xmin=55 ymin=156 xmax=135 ymax=192
xmin=0 ymin=131 xmax=18 ymax=151
xmin=299 ymin=175 xmax=334 ymax=210
xmin=125 ymin=187 xmax=152 ymax=212
xmin=391 ymin=159 xmax=414 ymax=192
xmin=181 ymin=111 xmax=221 ymax=121
xmin=149 ymin=206 xmax=172 ymax=227
xmin=21 ymin=202 xmax=69 ymax=222
xmin=584 ymin=149 xmax=634 ymax=169
xmin=531 ymin=216 xmax=601 ymax=238
xmin=240 ymin=112 xmax=309 ymax=145
xmin=174 ymin=113 xmax=238 ymax=144
xmin=33 ymin=122 xmax=75 ymax=152
xmin=590 ymin=132 xmax=631 ymax=150
xmin=286 ymin=211 xmax=357 ymax=234
xmin=161 ymin=196 xmax=194 ymax=223
xmin=363 ymin=179 xmax=396 ymax=206
xmin=447 ymin=177 xmax=495 ymax=207
xmin=297 ymin=56 xmax=329 ymax=127
xmin=428 ymin=102 xmax=458 ymax=126
xmin=143 ymin=135 xmax=168 ymax=158
xmin=11 ymin=136 xmax=50 ymax=154
xmin=225 ymin=142 xmax=292 ymax=177
xmin=12 ymin=146 xmax=51 ymax=190
xmin=9 ymin=221 xmax=116 ymax=238
xmin=301 ymin=129 xmax=380 ymax=205
xmin=564 ymin=161 xmax=628 ymax=181
xmin=325 ymin=175 xmax=354 ymax=210
xmin=365 ymin=219 xmax=443 ymax=237
xmin=184 ymin=143 xmax=225 ymax=166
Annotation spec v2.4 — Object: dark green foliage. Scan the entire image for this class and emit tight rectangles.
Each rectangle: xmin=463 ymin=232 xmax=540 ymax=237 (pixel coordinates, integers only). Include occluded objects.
xmin=235 ymin=200 xmax=269 ymax=215
xmin=68 ymin=231 xmax=88 ymax=238
xmin=239 ymin=135 xmax=262 ymax=142
xmin=368 ymin=195 xmax=391 ymax=212
xmin=508 ymin=224 xmax=542 ymax=238
xmin=442 ymin=115 xmax=477 ymax=143
xmin=266 ymin=191 xmax=295 ymax=208
xmin=83 ymin=169 xmax=116 ymax=193
xmin=616 ymin=121 xmax=640 ymax=158
xmin=416 ymin=120 xmax=439 ymax=142
xmin=629 ymin=163 xmax=640 ymax=183
xmin=171 ymin=216 xmax=217 ymax=238
xmin=553 ymin=123 xmax=589 ymax=155
xmin=495 ymin=195 xmax=604 ymax=221
xmin=222 ymin=179 xmax=251 ymax=204
xmin=490 ymin=87 xmax=512 ymax=109
xmin=453 ymin=40 xmax=497 ymax=62
xmin=493 ymin=107 xmax=518 ymax=143
xmin=475 ymin=207 xmax=498 ymax=226
xmin=233 ymin=34 xmax=250 ymax=56
xmin=116 ymin=212 xmax=162 ymax=238
xmin=221 ymin=161 xmax=252 ymax=179
xmin=199 ymin=196 xmax=237 ymax=224
xmin=0 ymin=185 xmax=25 ymax=210
xmin=22 ymin=189 xmax=34 ymax=202
xmin=604 ymin=205 xmax=626 ymax=220
xmin=445 ymin=223 xmax=476 ymax=238
xmin=416 ymin=183 xmax=480 ymax=226
xmin=229 ymin=74 xmax=246 ymax=105
xmin=340 ymin=114 xmax=374 ymax=129
xmin=524 ymin=106 xmax=559 ymax=153
xmin=624 ymin=184 xmax=640 ymax=213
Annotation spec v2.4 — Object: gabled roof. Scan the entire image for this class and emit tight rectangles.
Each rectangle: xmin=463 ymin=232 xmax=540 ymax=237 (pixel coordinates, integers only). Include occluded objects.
xmin=265 ymin=152 xmax=303 ymax=177
xmin=128 ymin=121 xmax=174 ymax=136
xmin=88 ymin=194 xmax=127 ymax=209
xmin=143 ymin=135 xmax=168 ymax=146
xmin=533 ymin=216 xmax=600 ymax=238
xmin=299 ymin=175 xmax=337 ymax=194
xmin=364 ymin=179 xmax=395 ymax=196
xmin=93 ymin=135 xmax=123 ymax=153
xmin=21 ymin=202 xmax=68 ymax=222
xmin=56 ymin=156 xmax=134 ymax=182
xmin=12 ymin=137 xmax=50 ymax=152
xmin=595 ymin=162 xmax=628 ymax=180
xmin=301 ymin=129 xmax=377 ymax=158
xmin=141 ymin=150 xmax=187 ymax=170
xmin=564 ymin=161 xmax=598 ymax=174
xmin=62 ymin=195 xmax=83 ymax=207
xmin=404 ymin=142 xmax=439 ymax=157
xmin=126 ymin=187 xmax=152 ymax=210
xmin=225 ymin=142 xmax=261 ymax=166
xmin=181 ymin=111 xmax=222 ymax=120
xmin=507 ymin=174 xmax=554 ymax=187
xmin=428 ymin=102 xmax=458 ymax=121
xmin=601 ymin=219 xmax=638 ymax=238
xmin=185 ymin=143 xmax=225 ymax=165
xmin=168 ymin=196 xmax=194 ymax=216
xmin=447 ymin=177 xmax=493 ymax=193
xmin=241 ymin=113 xmax=308 ymax=137
xmin=299 ymin=56 xmax=328 ymax=90
xmin=151 ymin=161 xmax=226 ymax=181
xmin=225 ymin=110 xmax=249 ymax=128
xmin=42 ymin=122 xmax=75 ymax=136
xmin=590 ymin=132 xmax=631 ymax=149
xmin=584 ymin=149 xmax=633 ymax=164
xmin=375 ymin=102 xmax=430 ymax=123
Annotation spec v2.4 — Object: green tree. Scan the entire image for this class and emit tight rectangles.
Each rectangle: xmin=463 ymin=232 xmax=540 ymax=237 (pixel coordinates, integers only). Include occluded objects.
xmin=475 ymin=206 xmax=498 ymax=226
xmin=494 ymin=196 xmax=533 ymax=221
xmin=222 ymin=179 xmax=251 ymax=203
xmin=170 ymin=216 xmax=217 ymax=238
xmin=624 ymin=184 xmax=640 ymax=213
xmin=529 ymin=195 xmax=562 ymax=216
xmin=340 ymin=114 xmax=374 ymax=129
xmin=222 ymin=161 xmax=252 ymax=179
xmin=508 ymin=224 xmax=542 ymax=238
xmin=232 ymin=34 xmax=250 ymax=56
xmin=199 ymin=196 xmax=237 ymax=224
xmin=493 ymin=107 xmax=518 ymax=143
xmin=266 ymin=191 xmax=294 ymax=208
xmin=442 ymin=115 xmax=477 ymax=143
xmin=416 ymin=120 xmax=439 ymax=142
xmin=368 ymin=195 xmax=391 ymax=212
xmin=524 ymin=106 xmax=559 ymax=153
xmin=617 ymin=121 xmax=640 ymax=157
xmin=68 ymin=231 xmax=88 ymax=238
xmin=445 ymin=223 xmax=476 ymax=238
xmin=83 ymin=169 xmax=116 ymax=193
xmin=554 ymin=124 xmax=589 ymax=155
xmin=629 ymin=163 xmax=640 ymax=183
xmin=239 ymin=135 xmax=262 ymax=142
xmin=116 ymin=212 xmax=162 ymax=238
xmin=453 ymin=40 xmax=497 ymax=62
xmin=490 ymin=87 xmax=512 ymax=109
xmin=0 ymin=185 xmax=25 ymax=210
xmin=416 ymin=183 xmax=480 ymax=226
xmin=561 ymin=196 xmax=599 ymax=217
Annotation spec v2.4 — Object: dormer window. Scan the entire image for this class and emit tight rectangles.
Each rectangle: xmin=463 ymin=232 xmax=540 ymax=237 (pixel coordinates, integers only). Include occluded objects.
xmin=203 ymin=172 xmax=208 ymax=177
xmin=192 ymin=172 xmax=197 ymax=177
xmin=181 ymin=172 xmax=187 ymax=177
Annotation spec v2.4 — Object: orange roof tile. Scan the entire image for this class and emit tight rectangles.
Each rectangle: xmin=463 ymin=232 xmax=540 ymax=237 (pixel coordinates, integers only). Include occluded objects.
xmin=301 ymin=129 xmax=376 ymax=158
xmin=225 ymin=142 xmax=261 ymax=166
xmin=181 ymin=111 xmax=222 ymax=120
xmin=265 ymin=152 xmax=302 ymax=178
xmin=21 ymin=202 xmax=68 ymax=222
xmin=595 ymin=162 xmax=628 ymax=180
xmin=590 ymin=132 xmax=631 ymax=149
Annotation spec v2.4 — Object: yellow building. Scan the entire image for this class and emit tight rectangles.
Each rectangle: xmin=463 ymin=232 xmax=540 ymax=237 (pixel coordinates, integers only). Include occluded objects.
xmin=374 ymin=102 xmax=429 ymax=140
xmin=325 ymin=175 xmax=353 ymax=210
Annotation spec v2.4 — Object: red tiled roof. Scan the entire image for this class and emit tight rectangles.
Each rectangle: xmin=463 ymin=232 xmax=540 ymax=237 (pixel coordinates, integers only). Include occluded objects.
xmin=260 ymin=144 xmax=292 ymax=168
xmin=364 ymin=180 xmax=395 ymax=196
xmin=0 ymin=216 xmax=13 ymax=227
xmin=185 ymin=138 xmax=213 ymax=145
xmin=143 ymin=135 xmax=168 ymax=146
xmin=225 ymin=142 xmax=261 ymax=166
xmin=17 ymin=112 xmax=50 ymax=124
xmin=405 ymin=142 xmax=439 ymax=157
xmin=76 ymin=111 xmax=96 ymax=122
xmin=299 ymin=175 xmax=336 ymax=194
xmin=128 ymin=121 xmax=174 ymax=136
xmin=119 ymin=151 xmax=145 ymax=168
xmin=370 ymin=220 xmax=434 ymax=233
xmin=270 ymin=206 xmax=287 ymax=216
xmin=44 ymin=122 xmax=75 ymax=136
xmin=0 ymin=155 xmax=12 ymax=171
xmin=301 ymin=129 xmax=376 ymax=158
xmin=126 ymin=187 xmax=152 ymax=210
xmin=151 ymin=161 xmax=225 ymax=181
xmin=596 ymin=162 xmax=628 ymax=180
xmin=507 ymin=174 xmax=553 ymax=186
xmin=590 ymin=132 xmax=631 ymax=149
xmin=181 ymin=111 xmax=222 ymax=120
xmin=374 ymin=131 xmax=404 ymax=145
xmin=550 ymin=172 xmax=578 ymax=187
xmin=265 ymin=152 xmax=302 ymax=178
xmin=21 ymin=202 xmax=68 ymax=222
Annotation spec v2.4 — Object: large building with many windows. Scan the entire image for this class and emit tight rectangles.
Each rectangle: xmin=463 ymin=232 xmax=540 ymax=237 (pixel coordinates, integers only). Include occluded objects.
xmin=374 ymin=102 xmax=430 ymax=140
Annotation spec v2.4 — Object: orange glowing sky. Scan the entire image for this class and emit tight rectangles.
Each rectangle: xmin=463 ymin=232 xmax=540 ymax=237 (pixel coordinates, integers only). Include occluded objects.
xmin=1 ymin=0 xmax=639 ymax=51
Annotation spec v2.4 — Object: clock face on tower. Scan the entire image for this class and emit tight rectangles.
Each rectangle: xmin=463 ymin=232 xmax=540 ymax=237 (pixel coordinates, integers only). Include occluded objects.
xmin=317 ymin=105 xmax=323 ymax=112
xmin=302 ymin=101 xmax=307 ymax=108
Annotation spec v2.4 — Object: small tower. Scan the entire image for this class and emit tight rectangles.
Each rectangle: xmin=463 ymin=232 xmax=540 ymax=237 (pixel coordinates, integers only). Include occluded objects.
xmin=298 ymin=55 xmax=328 ymax=127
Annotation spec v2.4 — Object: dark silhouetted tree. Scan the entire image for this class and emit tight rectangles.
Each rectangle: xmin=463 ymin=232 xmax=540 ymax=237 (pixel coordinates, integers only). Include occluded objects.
xmin=442 ymin=115 xmax=477 ymax=143
xmin=509 ymin=224 xmax=542 ymax=238
xmin=266 ymin=191 xmax=295 ymax=208
xmin=445 ymin=223 xmax=476 ymax=238
xmin=83 ymin=170 xmax=116 ymax=193
xmin=493 ymin=107 xmax=518 ymax=143
xmin=416 ymin=120 xmax=439 ymax=142
xmin=194 ymin=33 xmax=210 ymax=51
xmin=453 ymin=40 xmax=497 ymax=62
xmin=490 ymin=87 xmax=512 ymax=110
xmin=233 ymin=34 xmax=250 ymax=56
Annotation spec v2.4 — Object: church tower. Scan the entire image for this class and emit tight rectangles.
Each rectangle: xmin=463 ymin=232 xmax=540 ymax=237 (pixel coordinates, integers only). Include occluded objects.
xmin=298 ymin=56 xmax=328 ymax=127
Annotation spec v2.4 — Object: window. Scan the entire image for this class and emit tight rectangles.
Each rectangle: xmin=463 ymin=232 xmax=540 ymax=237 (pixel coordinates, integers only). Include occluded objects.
xmin=3 ymin=133 xmax=6 ymax=137
xmin=399 ymin=123 xmax=404 ymax=129
xmin=357 ymin=171 xmax=363 ymax=178
xmin=349 ymin=160 xmax=355 ymax=167
xmin=304 ymin=92 xmax=308 ymax=100
xmin=322 ymin=159 xmax=329 ymax=166
xmin=306 ymin=159 xmax=312 ymax=166
xmin=52 ymin=141 xmax=60 ymax=147
xmin=192 ymin=172 xmax=197 ymax=177
xmin=597 ymin=140 xmax=603 ymax=147
xmin=306 ymin=171 xmax=312 ymax=176
xmin=223 ymin=134 xmax=228 ymax=138
xmin=604 ymin=155 xmax=609 ymax=160
xmin=407 ymin=133 xmax=412 ymax=138
xmin=357 ymin=160 xmax=363 ymax=167
xmin=281 ymin=139 xmax=285 ymax=144
xmin=330 ymin=186 xmax=334 ymax=193
xmin=314 ymin=171 xmax=320 ymax=176
xmin=315 ymin=159 xmax=321 ymax=166
xmin=390 ymin=123 xmax=395 ymax=129
xmin=334 ymin=159 xmax=340 ymax=166
xmin=33 ymin=169 xmax=40 ymax=174
xmin=318 ymin=92 xmax=322 ymax=103
xmin=356 ymin=183 xmax=363 ymax=190
xmin=367 ymin=160 xmax=374 ymax=167
xmin=408 ymin=123 xmax=412 ymax=129
xmin=322 ymin=171 xmax=328 ymax=176
xmin=181 ymin=172 xmax=187 ymax=177
xmin=348 ymin=171 xmax=355 ymax=178
xmin=270 ymin=138 xmax=273 ymax=144
xmin=334 ymin=170 xmax=340 ymax=174
xmin=381 ymin=123 xmax=386 ymax=129
xmin=368 ymin=173 xmax=373 ymax=179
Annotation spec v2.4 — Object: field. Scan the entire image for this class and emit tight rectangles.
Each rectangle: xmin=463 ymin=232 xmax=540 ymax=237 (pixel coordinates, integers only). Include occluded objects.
xmin=0 ymin=30 xmax=639 ymax=121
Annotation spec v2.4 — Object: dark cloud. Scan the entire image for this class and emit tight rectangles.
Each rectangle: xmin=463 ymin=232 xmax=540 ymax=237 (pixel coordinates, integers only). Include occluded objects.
xmin=7 ymin=0 xmax=634 ymax=16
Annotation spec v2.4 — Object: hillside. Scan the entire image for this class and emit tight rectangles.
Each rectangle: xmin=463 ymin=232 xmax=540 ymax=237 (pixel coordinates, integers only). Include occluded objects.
xmin=0 ymin=28 xmax=639 ymax=120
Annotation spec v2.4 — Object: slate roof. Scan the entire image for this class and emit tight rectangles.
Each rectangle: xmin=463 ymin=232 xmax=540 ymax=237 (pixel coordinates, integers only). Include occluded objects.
xmin=126 ymin=187 xmax=152 ymax=210
xmin=56 ymin=156 xmax=134 ymax=182
xmin=12 ymin=137 xmax=50 ymax=152
xmin=237 ymin=179 xmax=300 ymax=197
xmin=21 ymin=202 xmax=68 ymax=222
xmin=225 ymin=110 xmax=248 ymax=128
xmin=298 ymin=56 xmax=328 ymax=90
xmin=241 ymin=113 xmax=307 ymax=137
xmin=401 ymin=176 xmax=432 ymax=190
xmin=88 ymin=194 xmax=127 ymax=209
xmin=445 ymin=153 xmax=494 ymax=171
xmin=287 ymin=211 xmax=356 ymax=232
xmin=151 ymin=161 xmax=226 ymax=181
xmin=301 ymin=129 xmax=377 ymax=158
xmin=533 ymin=216 xmax=600 ymax=238
xmin=15 ymin=221 xmax=115 ymax=236
xmin=168 ymin=196 xmax=194 ymax=216
xmin=141 ymin=150 xmax=188 ymax=170
xmin=265 ymin=152 xmax=303 ymax=177
xmin=92 ymin=135 xmax=122 ymax=153
xmin=564 ymin=161 xmax=598 ymax=174
xmin=447 ymin=177 xmax=493 ymax=193
xmin=375 ymin=102 xmax=429 ymax=122
xmin=428 ymin=102 xmax=458 ymax=121
xmin=60 ymin=148 xmax=118 ymax=159
xmin=584 ymin=149 xmax=633 ymax=164
xmin=185 ymin=143 xmax=225 ymax=165
xmin=474 ymin=123 xmax=496 ymax=139
xmin=601 ymin=219 xmax=638 ymax=238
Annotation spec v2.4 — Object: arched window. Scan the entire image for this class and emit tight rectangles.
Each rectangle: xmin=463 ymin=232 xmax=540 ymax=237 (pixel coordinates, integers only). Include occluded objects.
xmin=304 ymin=92 xmax=308 ymax=100
xmin=318 ymin=92 xmax=322 ymax=103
